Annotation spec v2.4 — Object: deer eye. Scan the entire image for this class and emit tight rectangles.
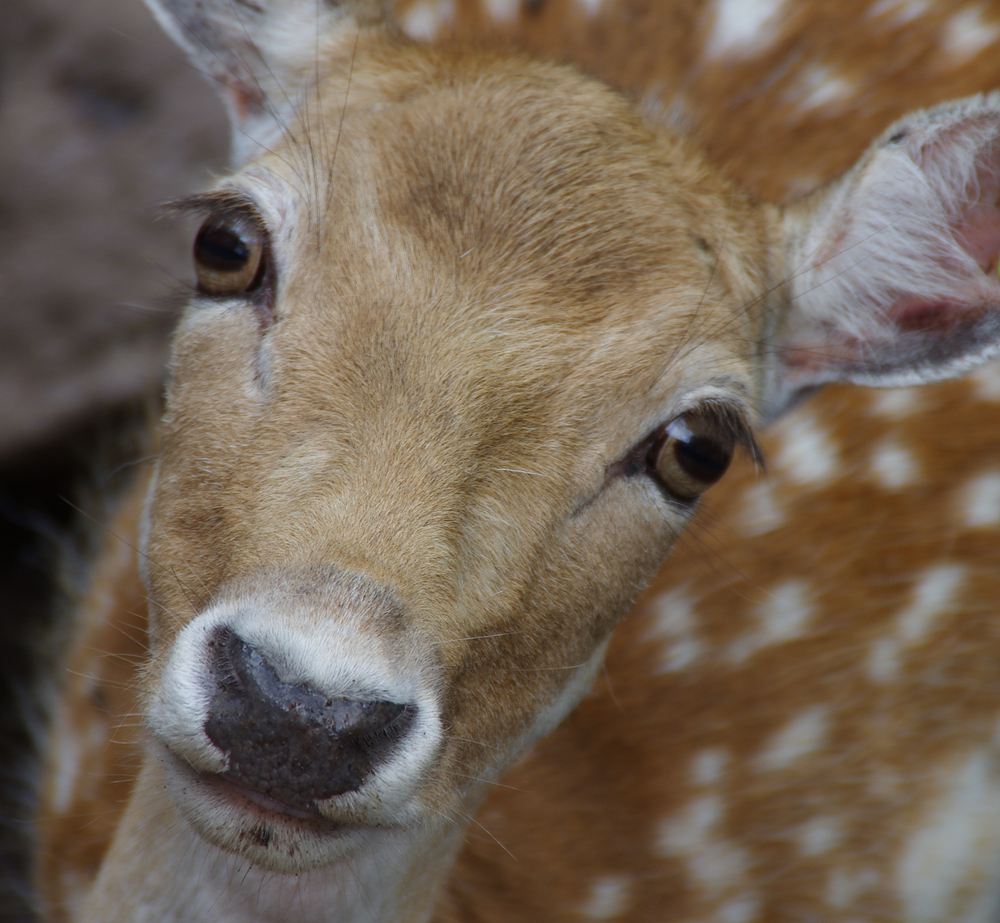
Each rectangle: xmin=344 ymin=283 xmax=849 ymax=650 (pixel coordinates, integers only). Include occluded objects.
xmin=193 ymin=211 xmax=266 ymax=295
xmin=648 ymin=412 xmax=735 ymax=500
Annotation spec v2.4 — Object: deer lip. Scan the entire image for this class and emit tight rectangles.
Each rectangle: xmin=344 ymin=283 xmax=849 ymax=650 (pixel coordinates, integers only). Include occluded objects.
xmin=211 ymin=774 xmax=328 ymax=821
xmin=189 ymin=765 xmax=345 ymax=829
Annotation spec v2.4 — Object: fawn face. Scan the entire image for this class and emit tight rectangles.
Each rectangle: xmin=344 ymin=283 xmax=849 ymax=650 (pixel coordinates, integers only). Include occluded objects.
xmin=142 ymin=37 xmax=773 ymax=871
xmin=139 ymin=0 xmax=1000 ymax=880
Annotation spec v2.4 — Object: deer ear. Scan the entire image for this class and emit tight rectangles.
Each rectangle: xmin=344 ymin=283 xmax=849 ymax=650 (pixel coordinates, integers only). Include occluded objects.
xmin=766 ymin=93 xmax=1000 ymax=415
xmin=144 ymin=0 xmax=386 ymax=161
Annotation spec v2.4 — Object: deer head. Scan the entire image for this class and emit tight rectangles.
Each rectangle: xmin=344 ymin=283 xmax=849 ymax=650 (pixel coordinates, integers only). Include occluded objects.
xmin=82 ymin=0 xmax=1000 ymax=919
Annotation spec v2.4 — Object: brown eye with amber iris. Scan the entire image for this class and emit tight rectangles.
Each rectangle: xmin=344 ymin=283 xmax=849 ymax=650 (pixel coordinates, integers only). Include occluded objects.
xmin=193 ymin=212 xmax=265 ymax=295
xmin=648 ymin=412 xmax=735 ymax=501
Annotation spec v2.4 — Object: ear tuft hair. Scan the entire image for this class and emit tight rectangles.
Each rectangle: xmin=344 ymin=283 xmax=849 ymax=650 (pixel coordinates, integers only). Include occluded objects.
xmin=144 ymin=0 xmax=388 ymax=162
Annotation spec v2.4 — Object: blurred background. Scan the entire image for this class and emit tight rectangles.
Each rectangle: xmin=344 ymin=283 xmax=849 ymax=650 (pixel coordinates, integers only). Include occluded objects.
xmin=0 ymin=0 xmax=226 ymax=915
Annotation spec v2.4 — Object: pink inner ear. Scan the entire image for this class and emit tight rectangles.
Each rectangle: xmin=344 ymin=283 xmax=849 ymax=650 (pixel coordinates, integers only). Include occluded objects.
xmin=779 ymin=338 xmax=864 ymax=375
xmin=955 ymin=198 xmax=1000 ymax=272
xmin=884 ymin=147 xmax=1000 ymax=333
xmin=776 ymin=106 xmax=1000 ymax=398
xmin=223 ymin=76 xmax=265 ymax=123
xmin=888 ymin=298 xmax=969 ymax=334
xmin=954 ymin=147 xmax=1000 ymax=272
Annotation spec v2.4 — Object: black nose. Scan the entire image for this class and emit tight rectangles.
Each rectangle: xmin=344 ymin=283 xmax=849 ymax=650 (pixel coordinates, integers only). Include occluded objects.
xmin=204 ymin=628 xmax=415 ymax=811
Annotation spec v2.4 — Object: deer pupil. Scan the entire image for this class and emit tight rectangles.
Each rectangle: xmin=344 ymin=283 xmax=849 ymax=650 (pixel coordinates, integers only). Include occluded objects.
xmin=196 ymin=225 xmax=249 ymax=272
xmin=673 ymin=434 xmax=731 ymax=484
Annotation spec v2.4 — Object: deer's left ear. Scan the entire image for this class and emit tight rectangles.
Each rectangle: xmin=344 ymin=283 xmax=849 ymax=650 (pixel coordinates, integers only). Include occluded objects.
xmin=144 ymin=0 xmax=388 ymax=163
xmin=766 ymin=92 xmax=1000 ymax=415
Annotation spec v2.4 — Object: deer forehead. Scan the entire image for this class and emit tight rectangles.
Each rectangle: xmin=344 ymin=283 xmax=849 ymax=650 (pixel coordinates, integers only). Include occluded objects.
xmin=145 ymin=50 xmax=773 ymax=653
xmin=172 ymin=52 xmax=768 ymax=428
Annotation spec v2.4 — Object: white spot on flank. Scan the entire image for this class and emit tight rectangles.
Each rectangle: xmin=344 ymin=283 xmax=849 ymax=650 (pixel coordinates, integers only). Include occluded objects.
xmin=715 ymin=893 xmax=760 ymax=923
xmin=649 ymin=587 xmax=695 ymax=635
xmin=756 ymin=706 xmax=830 ymax=772
xmin=658 ymin=794 xmax=724 ymax=854
xmin=704 ymin=0 xmax=786 ymax=59
xmin=728 ymin=579 xmax=814 ymax=662
xmin=868 ymin=637 xmax=902 ymax=683
xmin=961 ymin=471 xmax=1000 ymax=527
xmin=796 ymin=816 xmax=843 ymax=856
xmin=657 ymin=795 xmax=751 ymax=898
xmin=870 ymin=439 xmax=920 ymax=489
xmin=581 ymin=875 xmax=632 ymax=919
xmin=51 ymin=724 xmax=84 ymax=815
xmin=738 ymin=480 xmax=785 ymax=536
xmin=692 ymin=748 xmax=729 ymax=786
xmin=868 ymin=564 xmax=965 ymax=681
xmin=772 ymin=412 xmax=840 ymax=486
xmin=941 ymin=5 xmax=1000 ymax=60
xmin=576 ymin=0 xmax=603 ymax=16
xmin=690 ymin=841 xmax=750 ymax=894
xmin=868 ymin=386 xmax=923 ymax=418
xmin=787 ymin=63 xmax=855 ymax=111
xmin=868 ymin=0 xmax=930 ymax=25
xmin=828 ymin=866 xmax=880 ymax=908
xmin=897 ymin=565 xmax=965 ymax=643
xmin=483 ymin=0 xmax=518 ymax=21
xmin=646 ymin=588 xmax=705 ymax=672
xmin=754 ymin=580 xmax=814 ymax=643
xmin=972 ymin=361 xmax=1000 ymax=400
xmin=661 ymin=636 xmax=704 ymax=672
xmin=899 ymin=752 xmax=1000 ymax=923
xmin=399 ymin=0 xmax=454 ymax=40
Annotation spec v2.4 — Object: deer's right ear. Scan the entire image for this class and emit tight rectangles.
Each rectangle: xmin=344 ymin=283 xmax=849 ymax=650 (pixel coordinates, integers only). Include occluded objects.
xmin=144 ymin=0 xmax=387 ymax=161
xmin=764 ymin=93 xmax=1000 ymax=417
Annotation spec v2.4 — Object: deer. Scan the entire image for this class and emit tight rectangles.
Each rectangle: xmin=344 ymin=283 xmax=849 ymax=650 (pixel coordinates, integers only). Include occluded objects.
xmin=31 ymin=0 xmax=1000 ymax=920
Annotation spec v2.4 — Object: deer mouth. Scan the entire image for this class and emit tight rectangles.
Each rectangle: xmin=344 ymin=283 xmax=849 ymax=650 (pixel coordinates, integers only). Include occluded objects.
xmin=201 ymin=770 xmax=335 ymax=824
xmin=165 ymin=749 xmax=346 ymax=832
xmin=155 ymin=746 xmax=394 ymax=872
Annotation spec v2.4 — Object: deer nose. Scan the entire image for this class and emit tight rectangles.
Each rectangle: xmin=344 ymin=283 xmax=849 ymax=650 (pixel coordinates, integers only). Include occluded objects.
xmin=203 ymin=628 xmax=414 ymax=811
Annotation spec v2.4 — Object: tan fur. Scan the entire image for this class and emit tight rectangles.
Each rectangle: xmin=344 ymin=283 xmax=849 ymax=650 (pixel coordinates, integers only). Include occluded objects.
xmin=33 ymin=0 xmax=1000 ymax=921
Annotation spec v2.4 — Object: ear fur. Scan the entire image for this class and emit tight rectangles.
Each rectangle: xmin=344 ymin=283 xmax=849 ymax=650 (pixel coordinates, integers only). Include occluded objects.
xmin=144 ymin=0 xmax=387 ymax=162
xmin=767 ymin=92 xmax=1000 ymax=415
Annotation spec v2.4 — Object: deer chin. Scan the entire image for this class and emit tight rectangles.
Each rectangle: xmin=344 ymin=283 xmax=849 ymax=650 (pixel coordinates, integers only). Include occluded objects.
xmin=161 ymin=755 xmax=462 ymax=881
xmin=88 ymin=750 xmax=462 ymax=923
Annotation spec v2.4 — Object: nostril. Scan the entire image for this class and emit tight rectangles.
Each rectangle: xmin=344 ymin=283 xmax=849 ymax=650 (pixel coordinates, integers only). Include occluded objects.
xmin=203 ymin=628 xmax=415 ymax=812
